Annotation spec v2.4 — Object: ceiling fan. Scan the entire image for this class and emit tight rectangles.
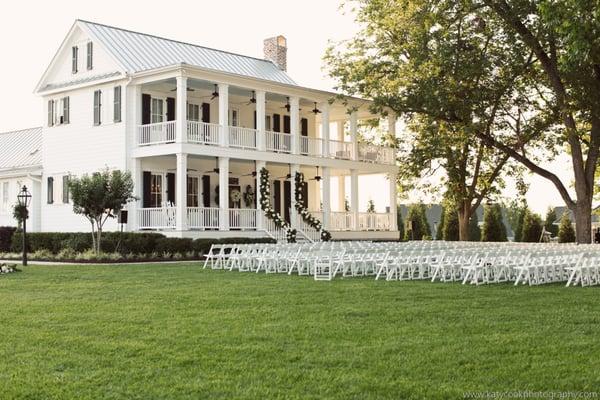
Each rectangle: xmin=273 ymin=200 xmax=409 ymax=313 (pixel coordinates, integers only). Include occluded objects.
xmin=309 ymin=166 xmax=322 ymax=182
xmin=276 ymin=165 xmax=292 ymax=180
xmin=210 ymin=84 xmax=219 ymax=100
xmin=203 ymin=159 xmax=232 ymax=174
xmin=281 ymin=97 xmax=301 ymax=112
xmin=170 ymin=87 xmax=195 ymax=92
xmin=246 ymin=91 xmax=256 ymax=106
xmin=312 ymin=102 xmax=321 ymax=115
xmin=167 ymin=168 xmax=198 ymax=172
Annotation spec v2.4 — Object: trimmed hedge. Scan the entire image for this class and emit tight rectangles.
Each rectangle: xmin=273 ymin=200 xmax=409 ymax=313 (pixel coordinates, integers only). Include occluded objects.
xmin=10 ymin=231 xmax=275 ymax=258
xmin=0 ymin=226 xmax=17 ymax=252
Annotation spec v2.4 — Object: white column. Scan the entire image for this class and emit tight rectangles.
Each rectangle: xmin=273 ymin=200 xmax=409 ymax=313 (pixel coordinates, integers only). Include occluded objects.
xmin=337 ymin=120 xmax=345 ymax=141
xmin=290 ymin=97 xmax=300 ymax=154
xmin=350 ymin=169 xmax=359 ymax=230
xmin=255 ymin=160 xmax=266 ymax=230
xmin=218 ymin=83 xmax=229 ymax=146
xmin=176 ymin=75 xmax=187 ymax=143
xmin=256 ymin=90 xmax=266 ymax=151
xmin=129 ymin=157 xmax=142 ymax=231
xmin=388 ymin=112 xmax=397 ymax=139
xmin=290 ymin=164 xmax=300 ymax=227
xmin=389 ymin=171 xmax=398 ymax=231
xmin=322 ymin=166 xmax=331 ymax=230
xmin=176 ymin=153 xmax=188 ymax=231
xmin=338 ymin=174 xmax=346 ymax=212
xmin=219 ymin=157 xmax=229 ymax=230
xmin=321 ymin=103 xmax=330 ymax=158
xmin=350 ymin=111 xmax=358 ymax=160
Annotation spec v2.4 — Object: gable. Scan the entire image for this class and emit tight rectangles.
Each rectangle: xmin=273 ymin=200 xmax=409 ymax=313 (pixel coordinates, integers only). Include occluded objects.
xmin=36 ymin=24 xmax=123 ymax=93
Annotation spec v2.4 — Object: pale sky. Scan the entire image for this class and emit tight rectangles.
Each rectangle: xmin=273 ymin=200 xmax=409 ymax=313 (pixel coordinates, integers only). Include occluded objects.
xmin=0 ymin=0 xmax=570 ymax=214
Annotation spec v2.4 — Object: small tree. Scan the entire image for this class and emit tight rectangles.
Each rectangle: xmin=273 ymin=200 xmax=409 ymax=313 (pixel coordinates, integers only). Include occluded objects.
xmin=544 ymin=207 xmax=559 ymax=238
xmin=513 ymin=207 xmax=528 ymax=242
xmin=558 ymin=213 xmax=576 ymax=243
xmin=442 ymin=207 xmax=459 ymax=241
xmin=12 ymin=203 xmax=28 ymax=230
xmin=521 ymin=211 xmax=543 ymax=243
xmin=69 ymin=169 xmax=135 ymax=253
xmin=481 ymin=204 xmax=507 ymax=242
xmin=396 ymin=209 xmax=405 ymax=241
xmin=469 ymin=214 xmax=481 ymax=242
xmin=404 ymin=203 xmax=431 ymax=241
xmin=436 ymin=206 xmax=445 ymax=240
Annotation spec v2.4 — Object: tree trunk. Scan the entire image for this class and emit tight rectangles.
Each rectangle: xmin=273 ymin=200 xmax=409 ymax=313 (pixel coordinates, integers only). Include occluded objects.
xmin=573 ymin=197 xmax=592 ymax=244
xmin=96 ymin=219 xmax=103 ymax=254
xmin=458 ymin=201 xmax=471 ymax=241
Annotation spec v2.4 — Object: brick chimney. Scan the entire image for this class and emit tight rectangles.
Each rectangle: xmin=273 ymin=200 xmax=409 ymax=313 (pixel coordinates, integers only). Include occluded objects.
xmin=263 ymin=35 xmax=287 ymax=71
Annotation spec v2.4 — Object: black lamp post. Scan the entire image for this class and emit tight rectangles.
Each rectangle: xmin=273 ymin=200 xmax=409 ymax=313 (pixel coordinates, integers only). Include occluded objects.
xmin=17 ymin=185 xmax=32 ymax=266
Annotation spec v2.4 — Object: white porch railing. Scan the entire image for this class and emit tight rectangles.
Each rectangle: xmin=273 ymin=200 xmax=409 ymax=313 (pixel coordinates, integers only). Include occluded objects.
xmin=138 ymin=207 xmax=176 ymax=229
xmin=295 ymin=214 xmax=320 ymax=242
xmin=137 ymin=121 xmax=176 ymax=146
xmin=300 ymin=136 xmax=323 ymax=157
xmin=229 ymin=208 xmax=257 ymax=230
xmin=187 ymin=207 xmax=220 ymax=229
xmin=187 ymin=121 xmax=221 ymax=145
xmin=329 ymin=140 xmax=353 ymax=160
xmin=357 ymin=143 xmax=396 ymax=165
xmin=358 ymin=212 xmax=393 ymax=231
xmin=263 ymin=216 xmax=288 ymax=242
xmin=229 ymin=126 xmax=257 ymax=149
xmin=330 ymin=212 xmax=355 ymax=231
xmin=265 ymin=131 xmax=292 ymax=153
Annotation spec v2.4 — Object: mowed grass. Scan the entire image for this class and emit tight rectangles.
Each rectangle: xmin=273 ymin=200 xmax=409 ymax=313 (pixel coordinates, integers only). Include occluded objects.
xmin=1 ymin=264 xmax=599 ymax=399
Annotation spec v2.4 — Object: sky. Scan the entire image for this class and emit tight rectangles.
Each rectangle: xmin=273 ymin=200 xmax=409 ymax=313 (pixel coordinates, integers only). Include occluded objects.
xmin=0 ymin=0 xmax=572 ymax=214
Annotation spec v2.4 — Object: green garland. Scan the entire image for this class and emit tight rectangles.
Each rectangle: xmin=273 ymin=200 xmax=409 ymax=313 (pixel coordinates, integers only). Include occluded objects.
xmin=259 ymin=167 xmax=296 ymax=243
xmin=294 ymin=172 xmax=331 ymax=242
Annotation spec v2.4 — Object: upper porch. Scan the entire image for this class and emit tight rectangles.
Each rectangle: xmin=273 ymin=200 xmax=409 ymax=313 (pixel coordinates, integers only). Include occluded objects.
xmin=128 ymin=70 xmax=397 ymax=167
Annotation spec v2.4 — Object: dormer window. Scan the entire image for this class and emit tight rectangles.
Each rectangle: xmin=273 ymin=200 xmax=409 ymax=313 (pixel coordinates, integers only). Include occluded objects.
xmin=72 ymin=46 xmax=78 ymax=74
xmin=87 ymin=42 xmax=93 ymax=70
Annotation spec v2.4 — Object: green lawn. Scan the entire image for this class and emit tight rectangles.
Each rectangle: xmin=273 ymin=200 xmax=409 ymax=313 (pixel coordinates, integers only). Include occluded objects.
xmin=1 ymin=264 xmax=599 ymax=399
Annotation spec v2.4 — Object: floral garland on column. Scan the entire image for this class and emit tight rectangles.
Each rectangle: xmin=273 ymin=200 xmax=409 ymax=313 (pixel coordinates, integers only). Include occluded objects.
xmin=294 ymin=172 xmax=332 ymax=242
xmin=259 ymin=167 xmax=296 ymax=243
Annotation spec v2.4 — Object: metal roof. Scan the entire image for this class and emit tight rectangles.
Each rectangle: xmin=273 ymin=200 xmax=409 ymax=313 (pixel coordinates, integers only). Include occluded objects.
xmin=0 ymin=127 xmax=42 ymax=171
xmin=42 ymin=71 xmax=121 ymax=92
xmin=79 ymin=20 xmax=297 ymax=85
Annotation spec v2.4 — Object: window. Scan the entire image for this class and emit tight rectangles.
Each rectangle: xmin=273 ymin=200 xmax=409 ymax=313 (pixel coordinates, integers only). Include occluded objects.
xmin=187 ymin=176 xmax=199 ymax=207
xmin=47 ymin=100 xmax=54 ymax=127
xmin=47 ymin=177 xmax=54 ymax=204
xmin=62 ymin=176 xmax=70 ymax=203
xmin=151 ymin=98 xmax=164 ymax=124
xmin=187 ymin=103 xmax=200 ymax=122
xmin=72 ymin=46 xmax=78 ymax=74
xmin=229 ymin=109 xmax=239 ymax=126
xmin=93 ymin=90 xmax=102 ymax=125
xmin=150 ymin=174 xmax=162 ymax=208
xmin=87 ymin=42 xmax=93 ymax=70
xmin=1 ymin=182 xmax=8 ymax=212
xmin=113 ymin=86 xmax=122 ymax=123
xmin=62 ymin=97 xmax=70 ymax=124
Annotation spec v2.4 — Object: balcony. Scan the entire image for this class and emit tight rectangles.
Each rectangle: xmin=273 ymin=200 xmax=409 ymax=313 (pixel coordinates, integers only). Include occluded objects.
xmin=136 ymin=121 xmax=396 ymax=165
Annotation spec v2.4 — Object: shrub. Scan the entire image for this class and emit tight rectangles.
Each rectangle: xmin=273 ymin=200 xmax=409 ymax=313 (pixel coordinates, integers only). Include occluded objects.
xmin=0 ymin=226 xmax=17 ymax=252
xmin=558 ymin=214 xmax=576 ymax=243
xmin=521 ymin=211 xmax=543 ymax=243
xmin=468 ymin=214 xmax=481 ymax=242
xmin=404 ymin=203 xmax=431 ymax=240
xmin=481 ymin=204 xmax=507 ymax=242
xmin=155 ymin=238 xmax=194 ymax=256
xmin=544 ymin=207 xmax=559 ymax=237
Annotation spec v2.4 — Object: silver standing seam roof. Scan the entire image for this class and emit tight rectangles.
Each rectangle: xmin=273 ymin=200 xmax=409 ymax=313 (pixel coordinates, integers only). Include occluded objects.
xmin=80 ymin=20 xmax=298 ymax=85
xmin=0 ymin=127 xmax=42 ymax=171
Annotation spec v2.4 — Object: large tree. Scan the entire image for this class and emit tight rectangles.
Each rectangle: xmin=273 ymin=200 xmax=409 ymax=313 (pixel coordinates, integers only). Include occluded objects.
xmin=325 ymin=0 xmax=530 ymax=240
xmin=472 ymin=0 xmax=600 ymax=243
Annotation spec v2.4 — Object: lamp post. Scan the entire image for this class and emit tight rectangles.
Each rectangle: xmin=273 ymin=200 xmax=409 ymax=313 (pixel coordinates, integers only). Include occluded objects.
xmin=17 ymin=185 xmax=32 ymax=266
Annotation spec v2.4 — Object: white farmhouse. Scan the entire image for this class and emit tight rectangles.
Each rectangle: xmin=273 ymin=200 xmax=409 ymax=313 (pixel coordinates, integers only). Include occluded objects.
xmin=0 ymin=20 xmax=399 ymax=241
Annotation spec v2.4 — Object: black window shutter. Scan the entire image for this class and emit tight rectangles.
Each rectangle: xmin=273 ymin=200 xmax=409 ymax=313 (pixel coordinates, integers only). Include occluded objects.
xmin=47 ymin=100 xmax=54 ymax=127
xmin=166 ymin=98 xmax=176 ymax=121
xmin=273 ymin=114 xmax=281 ymax=132
xmin=47 ymin=177 xmax=54 ymax=204
xmin=283 ymin=180 xmax=291 ymax=223
xmin=114 ymin=86 xmax=121 ymax=122
xmin=142 ymin=94 xmax=151 ymax=125
xmin=143 ymin=172 xmax=152 ymax=208
xmin=301 ymin=182 xmax=308 ymax=208
xmin=166 ymin=173 xmax=176 ymax=204
xmin=93 ymin=90 xmax=101 ymax=125
xmin=62 ymin=176 xmax=70 ymax=203
xmin=301 ymin=118 xmax=308 ymax=136
xmin=273 ymin=180 xmax=281 ymax=214
xmin=201 ymin=103 xmax=210 ymax=123
xmin=63 ymin=97 xmax=70 ymax=124
xmin=253 ymin=111 xmax=257 ymax=129
xmin=283 ymin=116 xmax=291 ymax=134
xmin=202 ymin=175 xmax=210 ymax=207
